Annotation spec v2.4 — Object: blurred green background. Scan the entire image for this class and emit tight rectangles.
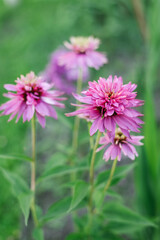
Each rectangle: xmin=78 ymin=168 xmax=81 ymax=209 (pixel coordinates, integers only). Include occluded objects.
xmin=0 ymin=0 xmax=160 ymax=239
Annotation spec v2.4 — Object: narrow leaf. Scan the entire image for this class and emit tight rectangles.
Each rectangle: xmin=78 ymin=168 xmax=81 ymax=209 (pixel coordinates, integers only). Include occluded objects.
xmin=18 ymin=192 xmax=33 ymax=225
xmin=38 ymin=165 xmax=88 ymax=182
xmin=68 ymin=180 xmax=88 ymax=212
xmin=102 ymin=202 xmax=156 ymax=233
xmin=0 ymin=154 xmax=32 ymax=162
xmin=41 ymin=196 xmax=71 ymax=223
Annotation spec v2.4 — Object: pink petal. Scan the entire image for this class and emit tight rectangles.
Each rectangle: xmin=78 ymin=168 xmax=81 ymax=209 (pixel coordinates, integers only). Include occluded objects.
xmin=36 ymin=113 xmax=46 ymax=128
xmin=4 ymin=84 xmax=17 ymax=91
xmin=103 ymin=145 xmax=113 ymax=161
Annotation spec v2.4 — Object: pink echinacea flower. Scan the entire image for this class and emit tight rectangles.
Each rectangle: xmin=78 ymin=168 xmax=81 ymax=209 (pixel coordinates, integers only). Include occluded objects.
xmin=66 ymin=75 xmax=144 ymax=136
xmin=0 ymin=71 xmax=66 ymax=127
xmin=59 ymin=36 xmax=108 ymax=70
xmin=97 ymin=128 xmax=144 ymax=161
xmin=43 ymin=48 xmax=89 ymax=94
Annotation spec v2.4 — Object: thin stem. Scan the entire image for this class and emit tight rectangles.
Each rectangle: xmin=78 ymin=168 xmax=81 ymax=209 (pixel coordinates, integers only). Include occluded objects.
xmin=71 ymin=68 xmax=83 ymax=156
xmin=69 ymin=68 xmax=83 ymax=231
xmin=104 ymin=157 xmax=118 ymax=192
xmin=85 ymin=131 xmax=101 ymax=237
xmin=31 ymin=115 xmax=36 ymax=191
xmin=98 ymin=157 xmax=118 ymax=211
xmin=31 ymin=115 xmax=38 ymax=227
xmin=88 ymin=122 xmax=94 ymax=150
xmin=89 ymin=131 xmax=102 ymax=208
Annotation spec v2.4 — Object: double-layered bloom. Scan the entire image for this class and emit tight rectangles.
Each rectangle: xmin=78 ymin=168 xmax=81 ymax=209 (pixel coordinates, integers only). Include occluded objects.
xmin=97 ymin=128 xmax=144 ymax=161
xmin=43 ymin=48 xmax=89 ymax=94
xmin=66 ymin=75 xmax=144 ymax=136
xmin=59 ymin=36 xmax=108 ymax=70
xmin=0 ymin=72 xmax=66 ymax=127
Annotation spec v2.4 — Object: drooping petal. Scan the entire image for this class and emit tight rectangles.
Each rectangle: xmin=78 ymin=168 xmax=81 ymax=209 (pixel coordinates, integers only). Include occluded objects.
xmin=36 ymin=112 xmax=46 ymax=128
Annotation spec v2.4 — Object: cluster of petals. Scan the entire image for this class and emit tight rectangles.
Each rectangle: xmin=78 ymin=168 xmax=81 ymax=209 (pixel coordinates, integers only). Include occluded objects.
xmin=97 ymin=128 xmax=144 ymax=161
xmin=0 ymin=72 xmax=66 ymax=127
xmin=43 ymin=48 xmax=89 ymax=94
xmin=66 ymin=75 xmax=144 ymax=136
xmin=59 ymin=36 xmax=108 ymax=70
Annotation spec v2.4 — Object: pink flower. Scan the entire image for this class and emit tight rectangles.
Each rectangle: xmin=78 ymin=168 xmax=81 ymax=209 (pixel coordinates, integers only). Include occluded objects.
xmin=43 ymin=48 xmax=89 ymax=94
xmin=0 ymin=71 xmax=66 ymax=127
xmin=59 ymin=36 xmax=108 ymax=70
xmin=97 ymin=128 xmax=144 ymax=161
xmin=66 ymin=76 xmax=144 ymax=136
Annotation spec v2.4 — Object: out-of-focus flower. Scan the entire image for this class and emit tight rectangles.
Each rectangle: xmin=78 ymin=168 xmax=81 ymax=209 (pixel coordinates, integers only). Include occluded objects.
xmin=97 ymin=128 xmax=144 ymax=161
xmin=0 ymin=72 xmax=66 ymax=127
xmin=59 ymin=36 xmax=108 ymax=70
xmin=43 ymin=49 xmax=89 ymax=94
xmin=66 ymin=75 xmax=144 ymax=136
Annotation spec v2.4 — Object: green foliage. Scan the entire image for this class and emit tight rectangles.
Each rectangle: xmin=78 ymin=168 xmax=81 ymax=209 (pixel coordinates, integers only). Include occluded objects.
xmin=65 ymin=233 xmax=86 ymax=240
xmin=96 ymin=163 xmax=135 ymax=188
xmin=102 ymin=201 xmax=156 ymax=234
xmin=0 ymin=0 xmax=160 ymax=239
xmin=33 ymin=228 xmax=44 ymax=240
xmin=0 ymin=167 xmax=33 ymax=226
xmin=41 ymin=197 xmax=71 ymax=224
xmin=0 ymin=154 xmax=32 ymax=162
xmin=38 ymin=164 xmax=88 ymax=182
xmin=68 ymin=180 xmax=88 ymax=212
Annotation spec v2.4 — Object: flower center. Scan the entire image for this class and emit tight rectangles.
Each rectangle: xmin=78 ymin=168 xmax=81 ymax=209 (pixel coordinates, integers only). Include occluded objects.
xmin=23 ymin=84 xmax=43 ymax=103
xmin=107 ymin=91 xmax=114 ymax=100
xmin=72 ymin=37 xmax=90 ymax=53
xmin=96 ymin=106 xmax=106 ymax=117
xmin=114 ymin=128 xmax=126 ymax=144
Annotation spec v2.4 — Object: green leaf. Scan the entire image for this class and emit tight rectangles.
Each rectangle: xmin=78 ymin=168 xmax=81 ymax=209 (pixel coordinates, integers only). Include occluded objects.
xmin=93 ymin=188 xmax=122 ymax=208
xmin=96 ymin=163 xmax=135 ymax=188
xmin=33 ymin=228 xmax=44 ymax=240
xmin=41 ymin=196 xmax=71 ymax=223
xmin=0 ymin=154 xmax=32 ymax=162
xmin=18 ymin=192 xmax=33 ymax=225
xmin=68 ymin=180 xmax=88 ymax=212
xmin=65 ymin=233 xmax=86 ymax=240
xmin=44 ymin=152 xmax=67 ymax=171
xmin=0 ymin=167 xmax=33 ymax=225
xmin=38 ymin=164 xmax=88 ymax=182
xmin=102 ymin=202 xmax=156 ymax=233
xmin=144 ymin=91 xmax=159 ymax=181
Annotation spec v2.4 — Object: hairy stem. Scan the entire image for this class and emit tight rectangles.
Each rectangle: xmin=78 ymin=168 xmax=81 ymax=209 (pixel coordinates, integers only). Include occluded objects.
xmin=31 ymin=115 xmax=38 ymax=227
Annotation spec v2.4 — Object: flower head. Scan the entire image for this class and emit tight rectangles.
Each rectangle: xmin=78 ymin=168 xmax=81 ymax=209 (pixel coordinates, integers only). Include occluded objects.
xmin=0 ymin=71 xmax=66 ymax=127
xmin=66 ymin=75 xmax=144 ymax=136
xmin=59 ymin=36 xmax=108 ymax=70
xmin=97 ymin=128 xmax=144 ymax=161
xmin=43 ymin=49 xmax=89 ymax=94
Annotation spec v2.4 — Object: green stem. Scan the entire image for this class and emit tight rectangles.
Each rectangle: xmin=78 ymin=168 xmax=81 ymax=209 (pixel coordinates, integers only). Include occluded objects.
xmin=31 ymin=115 xmax=38 ymax=227
xmin=88 ymin=122 xmax=94 ymax=150
xmin=71 ymin=68 xmax=83 ymax=157
xmin=104 ymin=157 xmax=118 ymax=193
xmin=89 ymin=131 xmax=102 ymax=211
xmin=86 ymin=131 xmax=101 ymax=236
xmin=69 ymin=68 xmax=83 ymax=231
xmin=98 ymin=157 xmax=118 ymax=211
